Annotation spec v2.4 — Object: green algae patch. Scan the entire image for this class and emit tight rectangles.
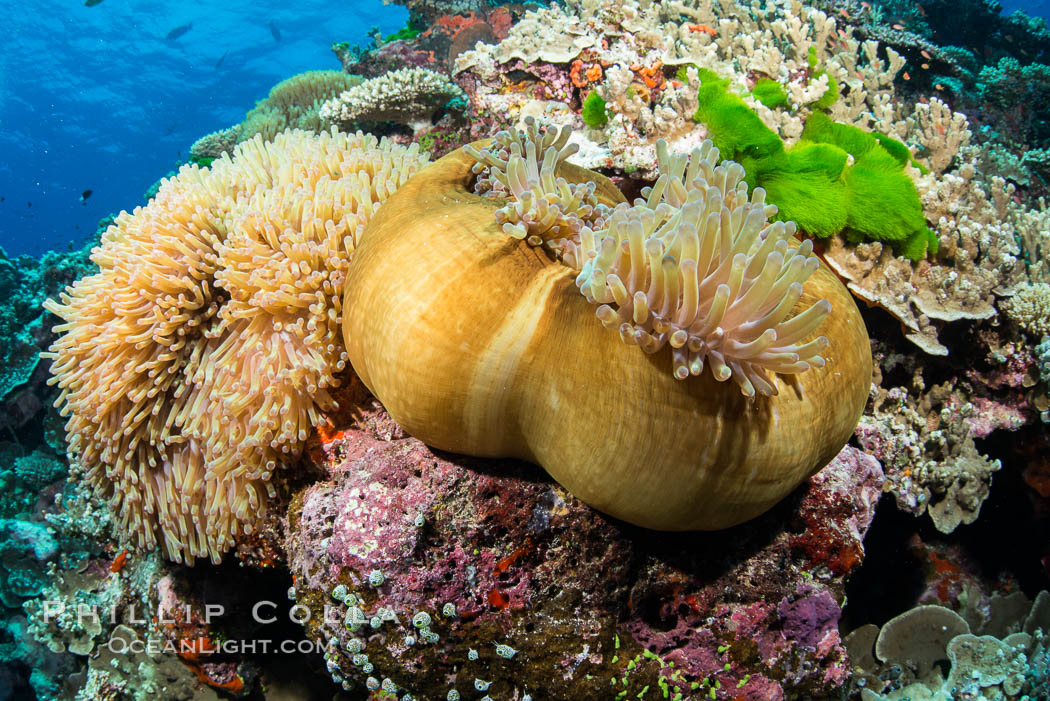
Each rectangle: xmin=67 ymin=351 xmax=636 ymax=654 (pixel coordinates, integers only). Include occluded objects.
xmin=582 ymin=90 xmax=610 ymax=129
xmin=692 ymin=69 xmax=784 ymax=163
xmin=688 ymin=70 xmax=936 ymax=259
xmin=752 ymin=78 xmax=789 ymax=109
xmin=801 ymin=111 xmax=937 ymax=259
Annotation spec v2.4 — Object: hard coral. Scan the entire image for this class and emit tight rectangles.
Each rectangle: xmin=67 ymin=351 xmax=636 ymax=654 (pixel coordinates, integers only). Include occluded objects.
xmin=849 ymin=593 xmax=1050 ymax=699
xmin=342 ymin=122 xmax=871 ymax=531
xmin=189 ymin=70 xmax=362 ymax=162
xmin=319 ymin=67 xmax=465 ymax=132
xmin=1003 ymin=282 xmax=1050 ymax=339
xmin=43 ymin=129 xmax=430 ymax=563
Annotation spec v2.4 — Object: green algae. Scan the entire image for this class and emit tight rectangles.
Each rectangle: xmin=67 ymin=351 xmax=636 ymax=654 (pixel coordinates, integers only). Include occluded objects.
xmin=687 ymin=69 xmax=936 ymax=259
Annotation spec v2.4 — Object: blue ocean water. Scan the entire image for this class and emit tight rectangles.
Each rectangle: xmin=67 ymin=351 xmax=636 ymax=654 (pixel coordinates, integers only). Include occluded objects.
xmin=0 ymin=1 xmax=407 ymax=258
xmin=1 ymin=1 xmax=1048 ymax=260
xmin=1003 ymin=0 xmax=1049 ymax=15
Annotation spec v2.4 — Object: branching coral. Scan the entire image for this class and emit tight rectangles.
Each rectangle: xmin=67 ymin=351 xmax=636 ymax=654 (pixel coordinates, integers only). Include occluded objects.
xmin=1002 ymin=283 xmax=1050 ymax=339
xmin=343 ymin=122 xmax=871 ymax=531
xmin=43 ymin=129 xmax=429 ymax=563
xmin=453 ymin=0 xmax=917 ymax=172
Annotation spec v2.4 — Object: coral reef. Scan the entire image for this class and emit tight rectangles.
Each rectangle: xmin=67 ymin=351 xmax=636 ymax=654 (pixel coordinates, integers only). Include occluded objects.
xmin=189 ymin=71 xmax=362 ymax=162
xmin=688 ymin=72 xmax=935 ymax=259
xmin=848 ymin=592 xmax=1050 ymax=699
xmin=854 ymin=330 xmax=1041 ymax=534
xmin=452 ymin=0 xmax=929 ymax=173
xmin=0 ymin=242 xmax=95 ymax=428
xmin=385 ymin=0 xmax=488 ymax=25
xmin=285 ymin=383 xmax=884 ymax=699
xmin=338 ymin=6 xmax=522 ymax=75
xmin=12 ymin=0 xmax=1050 ymax=697
xmin=16 ymin=477 xmax=259 ymax=699
xmin=43 ymin=130 xmax=430 ymax=564
xmin=450 ymin=0 xmax=1050 ymax=356
xmin=1003 ymin=283 xmax=1050 ymax=339
xmin=320 ymin=66 xmax=466 ymax=132
xmin=824 ymin=166 xmax=1028 ymax=356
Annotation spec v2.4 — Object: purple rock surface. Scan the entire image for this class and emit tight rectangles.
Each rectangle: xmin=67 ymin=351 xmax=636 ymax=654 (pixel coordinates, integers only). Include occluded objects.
xmin=284 ymin=383 xmax=884 ymax=700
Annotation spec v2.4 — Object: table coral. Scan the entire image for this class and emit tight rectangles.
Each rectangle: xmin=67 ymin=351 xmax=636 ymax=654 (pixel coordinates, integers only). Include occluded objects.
xmin=319 ymin=67 xmax=466 ymax=133
xmin=285 ymin=385 xmax=883 ymax=699
xmin=847 ymin=593 xmax=1050 ymax=700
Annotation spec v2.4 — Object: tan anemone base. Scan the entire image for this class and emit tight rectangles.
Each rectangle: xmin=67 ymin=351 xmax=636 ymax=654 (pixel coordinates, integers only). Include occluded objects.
xmin=343 ymin=146 xmax=872 ymax=530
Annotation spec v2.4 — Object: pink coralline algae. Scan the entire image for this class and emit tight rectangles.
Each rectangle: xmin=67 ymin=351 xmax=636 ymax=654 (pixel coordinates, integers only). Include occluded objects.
xmin=966 ymin=396 xmax=1028 ymax=438
xmin=789 ymin=448 xmax=885 ymax=575
xmin=284 ymin=382 xmax=884 ymax=699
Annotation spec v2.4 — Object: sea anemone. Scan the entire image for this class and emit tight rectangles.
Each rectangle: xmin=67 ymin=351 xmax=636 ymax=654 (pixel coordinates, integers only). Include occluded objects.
xmin=343 ymin=120 xmax=871 ymax=530
xmin=43 ymin=129 xmax=429 ymax=563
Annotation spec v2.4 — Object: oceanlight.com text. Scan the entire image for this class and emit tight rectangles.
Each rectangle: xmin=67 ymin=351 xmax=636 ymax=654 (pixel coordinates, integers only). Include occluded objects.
xmin=106 ymin=636 xmax=327 ymax=656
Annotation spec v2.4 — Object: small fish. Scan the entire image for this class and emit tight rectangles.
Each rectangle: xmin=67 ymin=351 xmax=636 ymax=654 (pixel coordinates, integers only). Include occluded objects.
xmin=934 ymin=83 xmax=945 ymax=91
xmin=27 ymin=201 xmax=31 ymax=207
xmin=839 ymin=8 xmax=849 ymax=18
xmin=0 ymin=196 xmax=4 ymax=202
xmin=80 ymin=189 xmax=93 ymax=202
xmin=892 ymin=23 xmax=906 ymax=31
xmin=215 ymin=50 xmax=228 ymax=69
xmin=84 ymin=0 xmax=105 ymax=5
xmin=687 ymin=23 xmax=718 ymax=36
xmin=921 ymin=62 xmax=930 ymax=70
xmin=902 ymin=71 xmax=910 ymax=80
xmin=861 ymin=1 xmax=871 ymax=10
xmin=165 ymin=22 xmax=193 ymax=40
xmin=268 ymin=21 xmax=281 ymax=42
xmin=110 ymin=549 xmax=128 ymax=573
xmin=921 ymin=50 xmax=932 ymax=60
